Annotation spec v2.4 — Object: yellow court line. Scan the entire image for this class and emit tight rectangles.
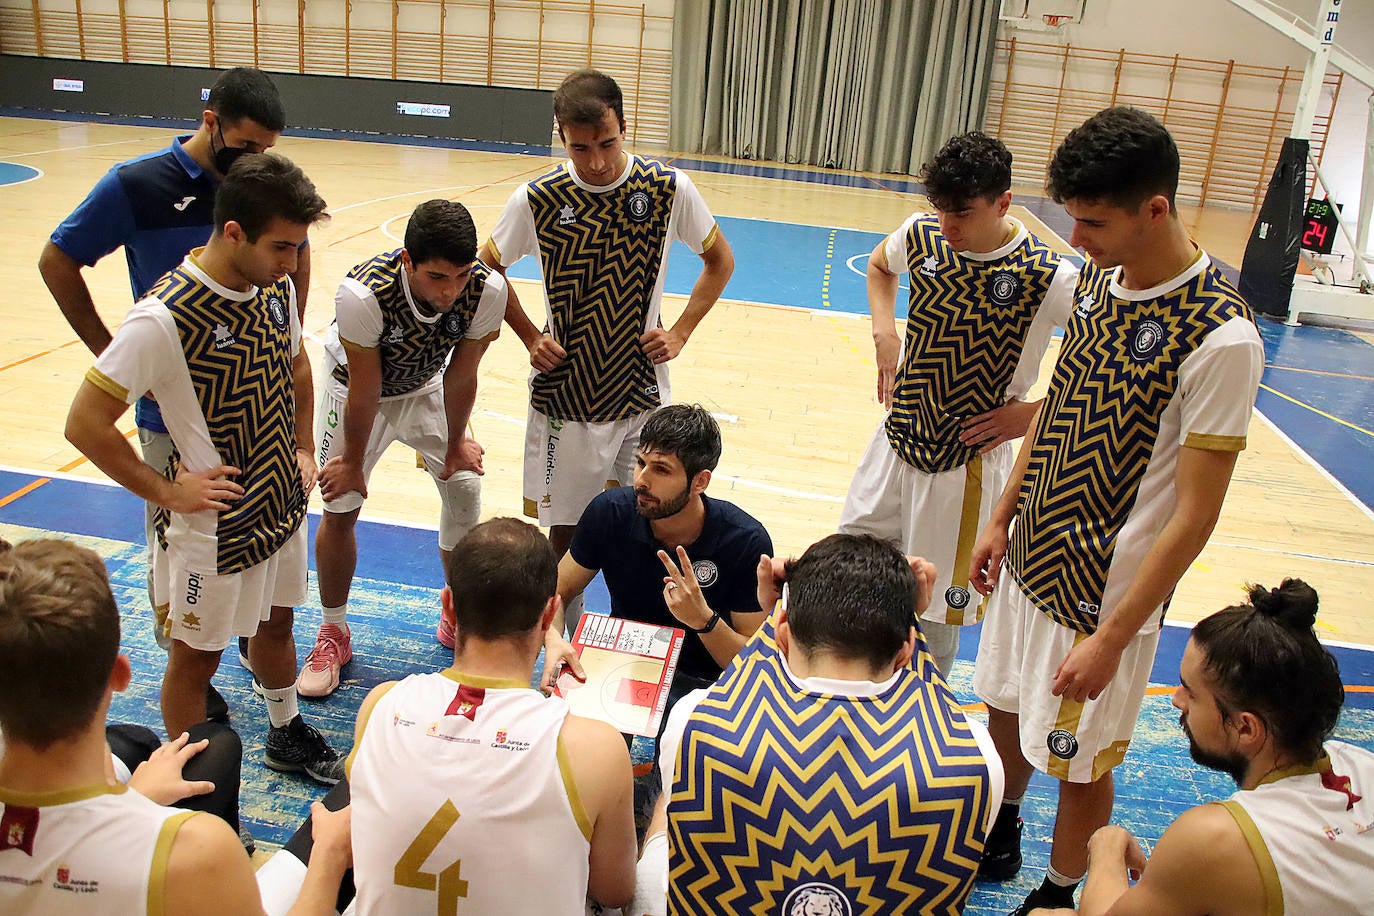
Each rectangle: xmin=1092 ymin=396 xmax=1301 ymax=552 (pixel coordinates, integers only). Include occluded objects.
xmin=1265 ymin=364 xmax=1374 ymax=383
xmin=1259 ymin=383 xmax=1374 ymax=439
xmin=0 ymin=478 xmax=51 ymax=510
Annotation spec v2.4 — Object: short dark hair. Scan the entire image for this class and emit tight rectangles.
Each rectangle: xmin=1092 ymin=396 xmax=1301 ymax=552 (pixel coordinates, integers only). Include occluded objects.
xmin=554 ymin=69 xmax=624 ymax=132
xmin=1046 ymin=106 xmax=1179 ymax=209
xmin=447 ymin=518 xmax=558 ymax=641
xmin=919 ymin=131 xmax=1013 ymax=211
xmin=214 ymin=152 xmax=329 ymax=241
xmin=1191 ymin=579 xmax=1344 ymax=765
xmin=0 ymin=539 xmax=121 ymax=749
xmin=783 ymin=534 xmax=916 ymax=670
xmin=638 ymin=404 xmax=722 ymax=481
xmin=208 ymin=67 xmax=286 ymax=133
xmin=405 ymin=199 xmax=477 ymax=267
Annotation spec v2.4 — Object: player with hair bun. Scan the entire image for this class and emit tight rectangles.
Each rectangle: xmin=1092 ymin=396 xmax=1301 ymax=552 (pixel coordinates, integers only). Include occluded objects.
xmin=1042 ymin=579 xmax=1374 ymax=916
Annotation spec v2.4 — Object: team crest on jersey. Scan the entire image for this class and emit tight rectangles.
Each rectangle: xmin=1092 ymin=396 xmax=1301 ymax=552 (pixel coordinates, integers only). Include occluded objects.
xmin=0 ymin=805 xmax=38 ymax=855
xmin=266 ymin=295 xmax=288 ymax=330
xmin=1048 ymin=728 xmax=1079 ymax=760
xmin=626 ymin=190 xmax=652 ymax=223
xmin=919 ymin=255 xmax=939 ymax=277
xmin=783 ymin=882 xmax=852 ymax=916
xmin=1129 ymin=318 xmax=1167 ymax=362
xmin=445 ymin=684 xmax=486 ymax=721
xmin=988 ymin=271 xmax=1019 ymax=307
xmin=1074 ymin=294 xmax=1095 ymax=318
xmin=385 ymin=326 xmax=405 ymax=344
xmin=693 ymin=559 xmax=720 ymax=587
xmin=213 ymin=323 xmax=235 ymax=349
xmin=945 ymin=586 xmax=971 ymax=610
xmin=558 ymin=204 xmax=576 ymax=226
xmin=443 ymin=311 xmax=466 ymax=337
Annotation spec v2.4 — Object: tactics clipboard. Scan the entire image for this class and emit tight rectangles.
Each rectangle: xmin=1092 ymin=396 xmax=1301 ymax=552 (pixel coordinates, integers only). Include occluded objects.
xmin=553 ymin=614 xmax=684 ymax=737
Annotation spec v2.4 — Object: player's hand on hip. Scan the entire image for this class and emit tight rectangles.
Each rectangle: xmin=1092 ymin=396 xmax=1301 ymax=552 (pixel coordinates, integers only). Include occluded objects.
xmin=658 ymin=546 xmax=713 ymax=630
xmin=318 ymin=456 xmax=367 ymax=502
xmin=442 ymin=437 xmax=485 ymax=477
xmin=755 ymin=553 xmax=787 ymax=612
xmin=969 ymin=521 xmax=1009 ymax=596
xmin=874 ymin=332 xmax=900 ymax=410
xmin=529 ymin=333 xmax=567 ymax=374
xmin=168 ymin=465 xmax=243 ymax=513
xmin=1052 ymin=631 xmax=1124 ymax=703
xmin=960 ymin=399 xmax=1038 ymax=453
xmin=640 ymin=328 xmax=685 ymax=365
xmin=127 ymin=731 xmax=215 ymax=805
xmin=296 ymin=447 xmax=318 ymax=497
xmin=541 ymin=629 xmax=585 ymax=694
xmin=905 ymin=555 xmax=937 ymax=615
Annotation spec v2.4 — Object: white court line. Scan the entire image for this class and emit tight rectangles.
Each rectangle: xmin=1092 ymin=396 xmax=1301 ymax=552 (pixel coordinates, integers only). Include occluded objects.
xmin=1254 ymin=408 xmax=1374 ymax=523
xmin=6 ymin=134 xmax=174 ymax=159
xmin=0 ymin=164 xmax=45 ymax=187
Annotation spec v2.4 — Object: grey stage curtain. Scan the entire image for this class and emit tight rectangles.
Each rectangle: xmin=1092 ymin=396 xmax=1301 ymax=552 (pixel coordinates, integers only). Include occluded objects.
xmin=671 ymin=0 xmax=1001 ymax=176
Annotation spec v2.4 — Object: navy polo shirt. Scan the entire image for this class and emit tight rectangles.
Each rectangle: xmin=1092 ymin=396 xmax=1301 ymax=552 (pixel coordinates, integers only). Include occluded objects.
xmin=570 ymin=487 xmax=773 ymax=683
xmin=51 ymin=135 xmax=218 ymax=434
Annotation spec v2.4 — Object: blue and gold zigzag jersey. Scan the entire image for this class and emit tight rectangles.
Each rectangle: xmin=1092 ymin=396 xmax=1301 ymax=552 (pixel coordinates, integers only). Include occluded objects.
xmin=668 ymin=613 xmax=993 ymax=915
xmin=886 ymin=216 xmax=1068 ymax=474
xmin=1008 ymin=255 xmax=1258 ymax=633
xmin=150 ymin=266 xmax=305 ymax=574
xmin=331 ymin=250 xmax=493 ymax=398
xmin=525 ymin=158 xmax=678 ymax=422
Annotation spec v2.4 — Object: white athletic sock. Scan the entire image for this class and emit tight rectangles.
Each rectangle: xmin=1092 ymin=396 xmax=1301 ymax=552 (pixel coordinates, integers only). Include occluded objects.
xmin=321 ymin=603 xmax=348 ymax=628
xmin=261 ymin=682 xmax=300 ymax=728
xmin=1046 ymin=863 xmax=1082 ymax=887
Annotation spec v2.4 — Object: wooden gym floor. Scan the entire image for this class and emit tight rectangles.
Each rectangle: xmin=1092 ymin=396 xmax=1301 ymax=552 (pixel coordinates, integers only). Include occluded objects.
xmin=1 ymin=111 xmax=1372 ymax=913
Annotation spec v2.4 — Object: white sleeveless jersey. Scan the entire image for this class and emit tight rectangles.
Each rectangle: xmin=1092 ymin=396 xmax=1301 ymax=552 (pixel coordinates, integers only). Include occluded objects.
xmin=0 ymin=782 xmax=195 ymax=915
xmin=347 ymin=670 xmax=593 ymax=915
xmin=1221 ymin=741 xmax=1374 ymax=915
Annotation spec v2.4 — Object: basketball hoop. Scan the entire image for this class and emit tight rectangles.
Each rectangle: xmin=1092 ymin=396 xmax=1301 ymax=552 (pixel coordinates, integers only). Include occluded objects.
xmin=1042 ymin=13 xmax=1073 ymax=27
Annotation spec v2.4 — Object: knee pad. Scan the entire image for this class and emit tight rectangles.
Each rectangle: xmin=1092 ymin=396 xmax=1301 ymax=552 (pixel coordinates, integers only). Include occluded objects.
xmin=438 ymin=473 xmax=482 ymax=550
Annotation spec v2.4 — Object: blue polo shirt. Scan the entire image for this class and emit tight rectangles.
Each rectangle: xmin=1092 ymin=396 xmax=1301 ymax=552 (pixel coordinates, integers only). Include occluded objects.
xmin=570 ymin=487 xmax=773 ymax=682
xmin=51 ymin=135 xmax=218 ymax=434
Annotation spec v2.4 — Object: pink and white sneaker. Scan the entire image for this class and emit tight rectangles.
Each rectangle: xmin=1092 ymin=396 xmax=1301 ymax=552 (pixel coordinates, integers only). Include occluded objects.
xmin=298 ymin=623 xmax=352 ymax=697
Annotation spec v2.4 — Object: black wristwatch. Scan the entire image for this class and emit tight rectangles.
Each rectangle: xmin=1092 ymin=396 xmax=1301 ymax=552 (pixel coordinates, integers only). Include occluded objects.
xmin=693 ymin=610 xmax=722 ymax=634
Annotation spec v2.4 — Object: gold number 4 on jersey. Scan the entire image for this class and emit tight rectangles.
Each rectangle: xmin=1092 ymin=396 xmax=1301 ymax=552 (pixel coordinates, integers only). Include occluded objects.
xmin=394 ymin=800 xmax=470 ymax=914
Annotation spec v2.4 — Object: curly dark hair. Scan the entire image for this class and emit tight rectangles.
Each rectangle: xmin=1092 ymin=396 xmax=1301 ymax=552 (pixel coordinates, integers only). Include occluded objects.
xmin=1047 ymin=106 xmax=1179 ymax=208
xmin=918 ymin=132 xmax=1012 ymax=211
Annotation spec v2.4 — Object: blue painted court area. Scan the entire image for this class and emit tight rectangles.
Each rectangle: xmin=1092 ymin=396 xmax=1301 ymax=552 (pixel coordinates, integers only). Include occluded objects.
xmin=2 ymin=469 xmax=1372 ymax=915
xmin=0 ymin=161 xmax=41 ymax=186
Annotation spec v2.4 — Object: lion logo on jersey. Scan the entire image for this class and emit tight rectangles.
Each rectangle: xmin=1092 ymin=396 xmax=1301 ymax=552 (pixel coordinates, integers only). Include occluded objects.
xmin=989 ymin=271 xmax=1019 ymax=307
xmin=783 ymin=883 xmax=852 ymax=916
xmin=945 ymin=586 xmax=972 ymax=610
xmin=1048 ymin=728 xmax=1080 ymax=760
xmin=266 ymin=295 xmax=288 ymax=330
xmin=443 ymin=311 xmax=466 ymax=337
xmin=693 ymin=559 xmax=719 ymax=588
xmin=1130 ymin=318 xmax=1167 ymax=362
xmin=627 ymin=190 xmax=652 ymax=223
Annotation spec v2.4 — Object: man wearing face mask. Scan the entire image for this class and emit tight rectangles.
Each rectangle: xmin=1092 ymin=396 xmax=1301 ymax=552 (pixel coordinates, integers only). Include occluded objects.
xmin=39 ymin=68 xmax=306 ymax=685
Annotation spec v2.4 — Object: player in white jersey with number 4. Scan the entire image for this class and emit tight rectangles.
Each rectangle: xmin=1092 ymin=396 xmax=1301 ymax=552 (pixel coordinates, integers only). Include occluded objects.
xmin=346 ymin=518 xmax=636 ymax=914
